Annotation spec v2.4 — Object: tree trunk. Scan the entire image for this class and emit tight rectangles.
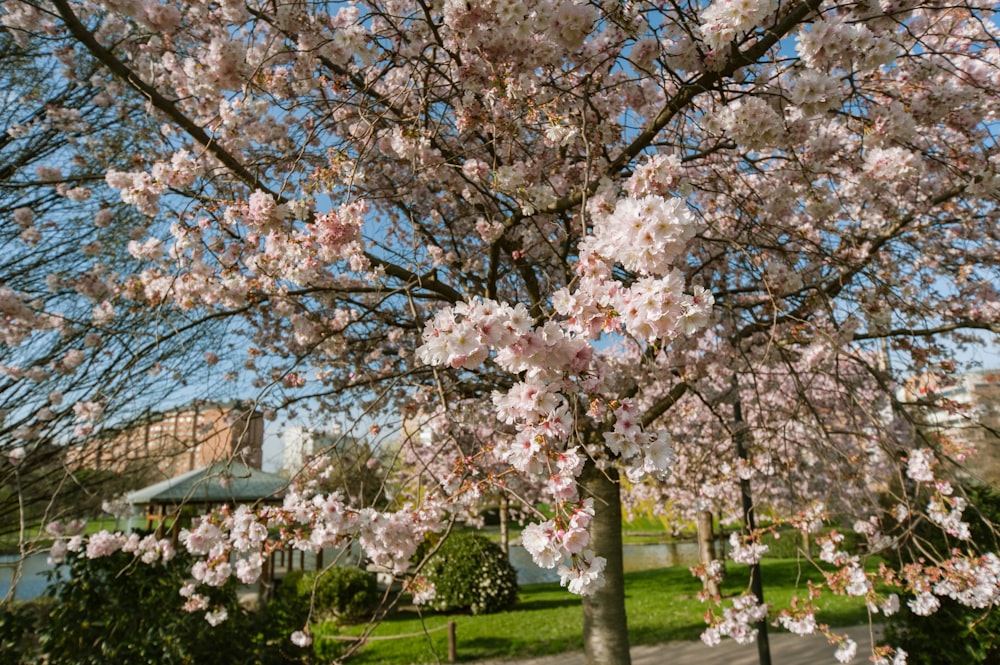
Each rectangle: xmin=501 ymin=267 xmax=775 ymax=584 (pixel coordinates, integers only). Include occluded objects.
xmin=733 ymin=381 xmax=772 ymax=665
xmin=696 ymin=509 xmax=721 ymax=597
xmin=716 ymin=510 xmax=728 ymax=580
xmin=499 ymin=493 xmax=509 ymax=557
xmin=580 ymin=461 xmax=631 ymax=665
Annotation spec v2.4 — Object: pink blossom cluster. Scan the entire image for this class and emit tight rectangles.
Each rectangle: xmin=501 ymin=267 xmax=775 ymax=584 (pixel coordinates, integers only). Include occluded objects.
xmin=795 ymin=16 xmax=899 ymax=74
xmin=404 ymin=575 xmax=437 ymax=606
xmin=712 ymin=97 xmax=784 ymax=151
xmin=53 ymin=465 xmax=447 ymax=630
xmin=864 ymin=147 xmax=919 ymax=183
xmin=787 ymin=69 xmax=845 ymax=118
xmin=307 ymin=201 xmax=367 ymax=263
xmin=559 ymin=194 xmax=711 ymax=342
xmin=905 ymin=448 xmax=936 ymax=482
xmin=775 ymin=609 xmax=817 ymax=636
xmin=903 ymin=553 xmax=1000 ymax=612
xmin=700 ymin=593 xmax=769 ymax=646
xmin=699 ymin=0 xmax=778 ymax=51
xmin=416 ymin=298 xmax=533 ymax=371
xmin=873 ymin=647 xmax=909 ymax=665
xmin=441 ymin=0 xmax=597 ymax=56
xmin=520 ymin=499 xmax=607 ymax=596
xmin=0 ymin=285 xmax=57 ymax=346
xmin=691 ymin=559 xmax=725 ymax=600
xmin=603 ymin=400 xmax=675 ymax=482
xmin=834 ymin=637 xmax=858 ymax=663
xmin=852 ymin=516 xmax=894 ymax=553
xmin=817 ymin=531 xmax=854 ymax=566
xmin=727 ymin=532 xmax=769 ymax=565
xmin=926 ymin=492 xmax=971 ymax=540
xmin=625 ymin=154 xmax=685 ymax=199
xmin=46 ymin=523 xmax=174 ymax=568
xmin=584 ymin=195 xmax=695 ymax=277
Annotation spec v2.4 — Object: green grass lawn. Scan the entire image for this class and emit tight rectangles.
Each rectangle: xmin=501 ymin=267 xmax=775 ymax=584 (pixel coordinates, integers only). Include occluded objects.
xmin=320 ymin=559 xmax=878 ymax=664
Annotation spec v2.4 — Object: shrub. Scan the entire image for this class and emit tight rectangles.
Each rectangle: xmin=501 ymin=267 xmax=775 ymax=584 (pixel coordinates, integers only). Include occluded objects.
xmin=423 ymin=532 xmax=518 ymax=615
xmin=36 ymin=548 xmax=279 ymax=665
xmin=759 ymin=529 xmax=809 ymax=559
xmin=260 ymin=567 xmax=377 ymax=663
xmin=259 ymin=570 xmax=314 ymax=663
xmin=759 ymin=527 xmax=860 ymax=559
xmin=0 ymin=598 xmax=51 ymax=662
xmin=298 ymin=566 xmax=379 ymax=623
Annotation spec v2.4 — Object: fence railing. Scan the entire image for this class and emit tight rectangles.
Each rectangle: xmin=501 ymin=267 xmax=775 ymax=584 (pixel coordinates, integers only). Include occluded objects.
xmin=318 ymin=620 xmax=458 ymax=663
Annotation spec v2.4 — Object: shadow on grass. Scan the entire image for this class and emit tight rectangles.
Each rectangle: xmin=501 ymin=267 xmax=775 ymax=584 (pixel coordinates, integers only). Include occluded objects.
xmin=630 ymin=621 xmax=707 ymax=645
xmin=454 ymin=633 xmax=585 ymax=662
xmin=514 ymin=596 xmax=582 ymax=612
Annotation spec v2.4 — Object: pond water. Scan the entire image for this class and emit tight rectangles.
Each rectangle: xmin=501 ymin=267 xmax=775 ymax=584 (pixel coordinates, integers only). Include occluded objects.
xmin=1 ymin=540 xmax=715 ymax=600
xmin=0 ymin=553 xmax=65 ymax=601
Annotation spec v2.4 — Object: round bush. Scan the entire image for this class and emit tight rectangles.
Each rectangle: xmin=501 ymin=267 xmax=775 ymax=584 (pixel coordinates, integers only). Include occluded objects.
xmin=423 ymin=533 xmax=518 ymax=615
xmin=298 ymin=566 xmax=379 ymax=623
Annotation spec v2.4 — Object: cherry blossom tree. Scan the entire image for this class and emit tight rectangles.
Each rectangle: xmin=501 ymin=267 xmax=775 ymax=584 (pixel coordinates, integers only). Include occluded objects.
xmin=3 ymin=1 xmax=1000 ymax=664
xmin=396 ymin=399 xmax=550 ymax=554
xmin=625 ymin=344 xmax=892 ymax=536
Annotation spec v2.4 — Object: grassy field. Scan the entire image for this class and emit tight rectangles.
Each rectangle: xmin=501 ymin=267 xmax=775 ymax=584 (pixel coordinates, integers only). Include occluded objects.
xmin=320 ymin=559 xmax=877 ymax=664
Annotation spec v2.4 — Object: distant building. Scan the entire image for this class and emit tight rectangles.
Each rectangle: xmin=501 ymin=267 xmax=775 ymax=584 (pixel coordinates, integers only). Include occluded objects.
xmin=905 ymin=369 xmax=1000 ymax=485
xmin=282 ymin=422 xmax=342 ymax=475
xmin=74 ymin=401 xmax=264 ymax=480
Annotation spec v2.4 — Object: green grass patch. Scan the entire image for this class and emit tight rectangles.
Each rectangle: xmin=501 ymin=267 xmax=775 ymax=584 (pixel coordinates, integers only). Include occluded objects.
xmin=319 ymin=559 xmax=877 ymax=664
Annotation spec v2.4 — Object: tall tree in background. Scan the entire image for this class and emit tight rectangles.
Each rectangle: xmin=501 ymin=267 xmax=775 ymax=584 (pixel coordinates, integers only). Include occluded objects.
xmin=2 ymin=1 xmax=1000 ymax=663
xmin=0 ymin=26 xmax=241 ymax=550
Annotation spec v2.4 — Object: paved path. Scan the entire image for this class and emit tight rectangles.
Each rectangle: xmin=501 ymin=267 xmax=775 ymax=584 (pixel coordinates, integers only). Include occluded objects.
xmin=473 ymin=625 xmax=881 ymax=665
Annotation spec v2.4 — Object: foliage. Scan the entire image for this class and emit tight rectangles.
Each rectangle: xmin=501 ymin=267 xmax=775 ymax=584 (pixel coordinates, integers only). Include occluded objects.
xmin=300 ymin=566 xmax=380 ymax=624
xmin=36 ymin=549 xmax=274 ymax=665
xmin=0 ymin=597 xmax=51 ymax=662
xmin=423 ymin=532 xmax=518 ymax=615
xmin=257 ymin=571 xmax=316 ymax=664
xmin=760 ymin=528 xmax=860 ymax=560
xmin=881 ymin=485 xmax=1000 ymax=665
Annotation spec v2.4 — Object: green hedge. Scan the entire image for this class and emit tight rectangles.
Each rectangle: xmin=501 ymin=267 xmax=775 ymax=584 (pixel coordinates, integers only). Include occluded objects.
xmin=299 ymin=566 xmax=380 ymax=624
xmin=759 ymin=527 xmax=860 ymax=559
xmin=423 ymin=533 xmax=518 ymax=615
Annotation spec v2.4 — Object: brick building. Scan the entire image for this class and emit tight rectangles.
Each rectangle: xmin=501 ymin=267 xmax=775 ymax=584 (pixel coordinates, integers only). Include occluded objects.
xmin=74 ymin=401 xmax=264 ymax=480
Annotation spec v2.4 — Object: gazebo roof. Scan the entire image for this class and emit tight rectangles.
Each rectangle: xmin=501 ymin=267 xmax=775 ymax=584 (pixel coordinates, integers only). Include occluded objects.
xmin=126 ymin=461 xmax=287 ymax=505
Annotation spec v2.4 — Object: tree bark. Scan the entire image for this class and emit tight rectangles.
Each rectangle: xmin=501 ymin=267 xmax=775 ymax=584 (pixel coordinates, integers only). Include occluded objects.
xmin=696 ymin=509 xmax=721 ymax=597
xmin=580 ymin=461 xmax=631 ymax=665
xmin=733 ymin=381 xmax=772 ymax=665
xmin=499 ymin=493 xmax=509 ymax=557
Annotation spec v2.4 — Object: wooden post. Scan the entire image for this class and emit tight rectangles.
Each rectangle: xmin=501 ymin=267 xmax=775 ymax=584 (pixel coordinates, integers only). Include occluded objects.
xmin=499 ymin=495 xmax=509 ymax=557
xmin=696 ymin=510 xmax=721 ymax=598
xmin=447 ymin=621 xmax=457 ymax=663
xmin=259 ymin=554 xmax=270 ymax=603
